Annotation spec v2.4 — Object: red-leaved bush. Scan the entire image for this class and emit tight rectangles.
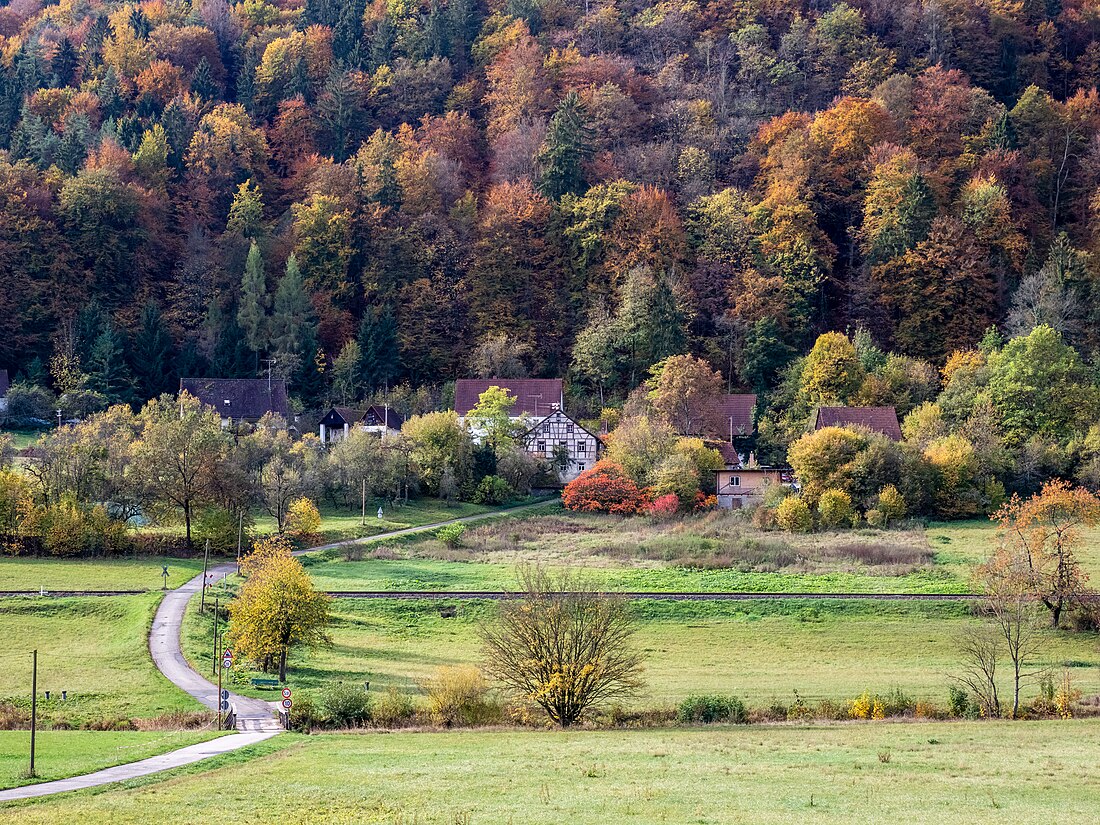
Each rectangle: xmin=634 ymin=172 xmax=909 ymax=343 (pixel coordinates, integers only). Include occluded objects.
xmin=644 ymin=493 xmax=681 ymax=520
xmin=562 ymin=462 xmax=648 ymax=515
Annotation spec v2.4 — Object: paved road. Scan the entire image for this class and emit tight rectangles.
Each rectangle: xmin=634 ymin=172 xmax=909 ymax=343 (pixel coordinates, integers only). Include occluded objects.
xmin=0 ymin=732 xmax=278 ymax=802
xmin=1 ymin=501 xmax=558 ymax=802
xmin=150 ymin=565 xmax=284 ymax=733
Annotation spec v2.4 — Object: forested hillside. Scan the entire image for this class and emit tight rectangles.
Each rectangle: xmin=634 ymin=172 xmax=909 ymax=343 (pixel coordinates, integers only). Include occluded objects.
xmin=2 ymin=0 xmax=1100 ymax=419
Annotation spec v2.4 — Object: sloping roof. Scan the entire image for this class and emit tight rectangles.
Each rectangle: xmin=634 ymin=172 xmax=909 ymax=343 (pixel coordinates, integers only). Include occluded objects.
xmin=364 ymin=404 xmax=404 ymax=429
xmin=707 ymin=440 xmax=741 ymax=468
xmin=523 ymin=409 xmax=599 ymax=440
xmin=455 ymin=379 xmax=564 ymax=417
xmin=814 ymin=406 xmax=902 ymax=441
xmin=180 ymin=378 xmax=289 ymax=420
xmin=321 ymin=408 xmax=366 ymax=428
xmin=711 ymin=394 xmax=756 ymax=437
xmin=0 ymin=370 xmax=8 ymax=398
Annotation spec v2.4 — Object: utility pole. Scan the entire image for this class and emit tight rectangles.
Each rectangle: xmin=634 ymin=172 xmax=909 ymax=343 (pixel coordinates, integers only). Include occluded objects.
xmin=29 ymin=650 xmax=37 ymax=778
xmin=211 ymin=593 xmax=219 ymax=676
xmin=200 ymin=539 xmax=210 ymax=614
xmin=55 ymin=409 xmax=62 ymax=429
xmin=236 ymin=510 xmax=244 ymax=576
xmin=361 ymin=478 xmax=366 ymax=526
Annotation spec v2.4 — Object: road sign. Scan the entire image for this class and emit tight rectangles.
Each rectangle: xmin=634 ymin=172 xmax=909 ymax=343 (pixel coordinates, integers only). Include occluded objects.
xmin=222 ymin=658 xmax=232 ymax=670
xmin=162 ymin=566 xmax=169 ymax=576
xmin=281 ymin=688 xmax=292 ymax=699
xmin=222 ymin=649 xmax=233 ymax=660
xmin=220 ymin=699 xmax=230 ymax=711
xmin=221 ymin=689 xmax=230 ymax=701
xmin=281 ymin=698 xmax=293 ymax=710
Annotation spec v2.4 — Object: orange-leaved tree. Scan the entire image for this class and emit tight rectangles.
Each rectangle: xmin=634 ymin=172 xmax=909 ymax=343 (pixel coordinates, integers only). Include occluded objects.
xmin=561 ymin=462 xmax=647 ymax=515
xmin=983 ymin=480 xmax=1100 ymax=629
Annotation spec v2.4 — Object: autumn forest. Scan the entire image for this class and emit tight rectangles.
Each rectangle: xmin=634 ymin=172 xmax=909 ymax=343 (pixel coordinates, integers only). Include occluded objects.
xmin=2 ymin=0 xmax=1100 ymax=435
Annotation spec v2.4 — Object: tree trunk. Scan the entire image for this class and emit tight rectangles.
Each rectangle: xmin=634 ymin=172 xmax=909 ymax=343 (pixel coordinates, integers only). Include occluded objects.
xmin=279 ymin=647 xmax=288 ymax=683
xmin=1052 ymin=599 xmax=1062 ymax=629
xmin=184 ymin=500 xmax=192 ymax=548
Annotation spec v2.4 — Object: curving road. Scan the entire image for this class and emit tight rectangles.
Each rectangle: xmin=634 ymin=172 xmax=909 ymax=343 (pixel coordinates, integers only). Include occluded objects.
xmin=1 ymin=501 xmax=556 ymax=802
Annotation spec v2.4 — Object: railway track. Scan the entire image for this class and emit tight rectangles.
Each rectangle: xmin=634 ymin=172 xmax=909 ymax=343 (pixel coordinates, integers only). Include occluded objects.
xmin=0 ymin=588 xmax=981 ymax=600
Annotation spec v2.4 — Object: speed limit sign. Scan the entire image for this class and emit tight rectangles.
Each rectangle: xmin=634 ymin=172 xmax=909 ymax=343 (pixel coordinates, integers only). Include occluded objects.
xmin=281 ymin=698 xmax=293 ymax=710
xmin=282 ymin=688 xmax=292 ymax=699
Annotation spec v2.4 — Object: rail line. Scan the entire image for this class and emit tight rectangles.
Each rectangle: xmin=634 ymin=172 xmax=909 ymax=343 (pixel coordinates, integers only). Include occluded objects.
xmin=1 ymin=588 xmax=989 ymax=600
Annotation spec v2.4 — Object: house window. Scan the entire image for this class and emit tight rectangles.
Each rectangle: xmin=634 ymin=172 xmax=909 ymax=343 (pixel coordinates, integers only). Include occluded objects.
xmin=558 ymin=441 xmax=567 ymax=449
xmin=566 ymin=424 xmax=574 ymax=433
xmin=577 ymin=463 xmax=585 ymax=472
xmin=576 ymin=441 xmax=586 ymax=454
xmin=731 ymin=476 xmax=741 ymax=488
xmin=537 ymin=440 xmax=545 ymax=451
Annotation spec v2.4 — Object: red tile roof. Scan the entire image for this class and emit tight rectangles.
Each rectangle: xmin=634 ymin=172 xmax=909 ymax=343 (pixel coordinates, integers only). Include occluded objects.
xmin=455 ymin=379 xmax=564 ymax=417
xmin=710 ymin=394 xmax=756 ymax=437
xmin=814 ymin=406 xmax=902 ymax=441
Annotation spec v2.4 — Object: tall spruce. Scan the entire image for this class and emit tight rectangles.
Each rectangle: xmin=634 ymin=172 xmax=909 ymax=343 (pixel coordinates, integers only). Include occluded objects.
xmin=536 ymin=92 xmax=594 ymax=200
xmin=87 ymin=322 xmax=134 ymax=404
xmin=238 ymin=241 xmax=270 ymax=360
xmin=357 ymin=305 xmax=399 ymax=392
xmin=131 ymin=301 xmax=175 ymax=402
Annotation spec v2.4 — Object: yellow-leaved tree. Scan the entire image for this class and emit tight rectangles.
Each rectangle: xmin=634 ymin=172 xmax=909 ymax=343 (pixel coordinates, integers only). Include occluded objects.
xmin=229 ymin=535 xmax=331 ymax=682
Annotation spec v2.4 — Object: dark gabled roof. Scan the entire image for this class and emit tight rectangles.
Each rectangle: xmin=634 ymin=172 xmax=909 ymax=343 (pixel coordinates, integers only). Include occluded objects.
xmin=814 ymin=406 xmax=902 ymax=441
xmin=364 ymin=404 xmax=404 ymax=429
xmin=0 ymin=370 xmax=8 ymax=398
xmin=321 ymin=407 xmax=366 ymax=427
xmin=455 ymin=379 xmax=564 ymax=417
xmin=180 ymin=378 xmax=289 ymax=421
xmin=711 ymin=394 xmax=756 ymax=437
xmin=706 ymin=440 xmax=740 ymax=468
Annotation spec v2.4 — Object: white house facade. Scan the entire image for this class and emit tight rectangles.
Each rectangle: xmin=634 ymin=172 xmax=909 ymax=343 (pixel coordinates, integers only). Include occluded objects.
xmin=522 ymin=411 xmax=601 ymax=484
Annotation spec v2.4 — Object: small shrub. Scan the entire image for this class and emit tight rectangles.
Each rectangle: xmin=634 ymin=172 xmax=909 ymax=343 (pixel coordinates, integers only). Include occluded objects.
xmin=372 ymin=686 xmax=418 ymax=728
xmin=871 ymin=697 xmax=885 ymax=720
xmin=947 ymin=685 xmax=972 ymax=718
xmin=876 ymin=485 xmax=907 ymax=525
xmin=562 ymin=462 xmax=648 ymax=515
xmin=817 ymin=488 xmax=854 ymax=529
xmin=914 ymin=700 xmax=941 ymax=719
xmin=436 ymin=523 xmax=466 ymax=548
xmin=288 ymin=692 xmax=322 ymax=733
xmin=877 ymin=750 xmax=891 ymax=764
xmin=882 ymin=686 xmax=915 ymax=717
xmin=287 ymin=497 xmax=322 ymax=539
xmin=0 ymin=701 xmax=29 ymax=730
xmin=850 ymin=691 xmax=873 ymax=720
xmin=786 ymin=691 xmax=813 ymax=721
xmin=318 ymin=681 xmax=372 ymax=728
xmin=644 ymin=493 xmax=681 ymax=520
xmin=676 ymin=694 xmax=747 ymax=725
xmin=473 ymin=475 xmax=514 ymax=505
xmin=775 ymin=496 xmax=813 ymax=533
xmin=422 ymin=666 xmax=501 ymax=727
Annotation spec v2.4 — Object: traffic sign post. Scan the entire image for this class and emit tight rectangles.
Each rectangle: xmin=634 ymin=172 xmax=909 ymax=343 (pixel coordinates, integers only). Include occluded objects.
xmin=281 ymin=698 xmax=293 ymax=710
xmin=282 ymin=688 xmax=292 ymax=700
xmin=161 ymin=566 xmax=169 ymax=591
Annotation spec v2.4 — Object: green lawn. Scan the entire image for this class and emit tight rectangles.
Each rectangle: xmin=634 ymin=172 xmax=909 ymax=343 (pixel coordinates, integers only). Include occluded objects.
xmin=4 ymin=722 xmax=1100 ymax=823
xmin=0 ymin=596 xmax=201 ymax=723
xmin=184 ymin=596 xmax=1100 ymax=707
xmin=251 ymin=499 xmax=500 ymax=544
xmin=1 ymin=431 xmax=40 ymax=451
xmin=0 ymin=730 xmax=223 ymax=790
xmin=0 ymin=558 xmax=205 ymax=592
xmin=302 ymin=556 xmax=972 ymax=594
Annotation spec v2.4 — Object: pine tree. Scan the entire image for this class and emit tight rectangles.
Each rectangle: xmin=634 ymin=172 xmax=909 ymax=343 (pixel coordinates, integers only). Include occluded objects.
xmin=131 ymin=301 xmax=175 ymax=402
xmin=75 ymin=302 xmax=108 ymax=365
xmin=51 ymin=37 xmax=79 ymax=87
xmin=58 ymin=113 xmax=91 ymax=175
xmin=238 ymin=241 xmax=270 ymax=359
xmin=87 ymin=322 xmax=135 ymax=404
xmin=190 ymin=57 xmax=218 ymax=100
xmin=536 ymin=92 xmax=594 ymax=200
xmin=357 ymin=305 xmax=399 ymax=392
xmin=269 ymin=254 xmax=319 ymax=385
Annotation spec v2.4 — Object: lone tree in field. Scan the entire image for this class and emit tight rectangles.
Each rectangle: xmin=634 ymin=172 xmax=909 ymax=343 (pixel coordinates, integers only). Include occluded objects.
xmin=480 ymin=566 xmax=644 ymax=727
xmin=229 ymin=535 xmax=331 ymax=682
xmin=985 ymin=480 xmax=1100 ymax=628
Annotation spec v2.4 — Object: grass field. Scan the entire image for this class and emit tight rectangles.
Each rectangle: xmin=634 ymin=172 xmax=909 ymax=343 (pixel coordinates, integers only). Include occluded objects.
xmin=0 ymin=730 xmax=223 ymax=790
xmin=249 ymin=499 xmax=499 ymax=544
xmin=3 ymin=721 xmax=1099 ymax=823
xmin=0 ymin=596 xmax=201 ymax=723
xmin=183 ymin=596 xmax=1100 ymax=707
xmin=0 ymin=558 xmax=205 ymax=592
